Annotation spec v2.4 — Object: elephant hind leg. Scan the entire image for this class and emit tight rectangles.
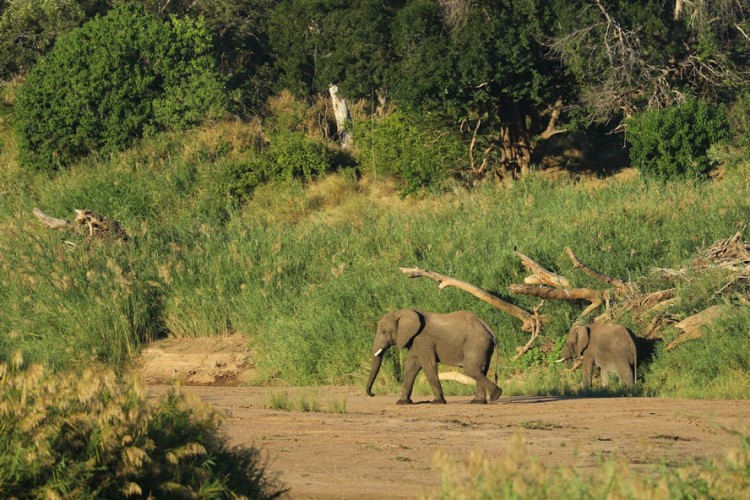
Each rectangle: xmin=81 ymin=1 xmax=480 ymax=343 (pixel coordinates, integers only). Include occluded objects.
xmin=615 ymin=362 xmax=635 ymax=389
xmin=464 ymin=366 xmax=502 ymax=403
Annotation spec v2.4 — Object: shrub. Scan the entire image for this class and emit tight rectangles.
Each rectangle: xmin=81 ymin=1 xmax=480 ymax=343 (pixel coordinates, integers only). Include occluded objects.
xmin=15 ymin=3 xmax=227 ymax=172
xmin=353 ymin=110 xmax=465 ymax=195
xmin=0 ymin=355 xmax=285 ymax=498
xmin=626 ymin=96 xmax=729 ymax=180
xmin=727 ymin=92 xmax=750 ymax=150
xmin=219 ymin=130 xmax=335 ymax=204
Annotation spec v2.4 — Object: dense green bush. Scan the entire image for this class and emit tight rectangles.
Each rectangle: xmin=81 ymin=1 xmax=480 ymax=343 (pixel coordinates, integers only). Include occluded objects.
xmin=727 ymin=92 xmax=750 ymax=150
xmin=353 ymin=110 xmax=465 ymax=195
xmin=0 ymin=356 xmax=284 ymax=498
xmin=626 ymin=97 xmax=729 ymax=180
xmin=15 ymin=3 xmax=227 ymax=172
xmin=219 ymin=130 xmax=335 ymax=204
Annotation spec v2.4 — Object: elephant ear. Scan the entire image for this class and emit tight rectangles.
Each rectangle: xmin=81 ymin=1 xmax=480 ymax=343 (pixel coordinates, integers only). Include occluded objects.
xmin=576 ymin=326 xmax=591 ymax=356
xmin=395 ymin=309 xmax=424 ymax=349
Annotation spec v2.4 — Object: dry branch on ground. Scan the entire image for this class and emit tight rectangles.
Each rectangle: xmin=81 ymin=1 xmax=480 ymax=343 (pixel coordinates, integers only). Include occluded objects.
xmin=667 ymin=305 xmax=726 ymax=351
xmin=33 ymin=207 xmax=129 ymax=241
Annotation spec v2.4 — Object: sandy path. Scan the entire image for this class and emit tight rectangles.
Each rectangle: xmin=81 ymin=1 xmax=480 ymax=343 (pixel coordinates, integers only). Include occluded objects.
xmin=148 ymin=385 xmax=750 ymax=499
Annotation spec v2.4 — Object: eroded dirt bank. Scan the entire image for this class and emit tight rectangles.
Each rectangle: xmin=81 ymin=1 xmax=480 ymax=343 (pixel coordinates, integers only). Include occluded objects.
xmin=148 ymin=385 xmax=750 ymax=499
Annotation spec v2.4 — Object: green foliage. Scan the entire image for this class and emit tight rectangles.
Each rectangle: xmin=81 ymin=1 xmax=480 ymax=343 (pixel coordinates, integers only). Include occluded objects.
xmin=727 ymin=92 xmax=750 ymax=150
xmin=0 ymin=0 xmax=106 ymax=80
xmin=0 ymin=356 xmax=285 ymax=498
xmin=115 ymin=0 xmax=277 ymax=114
xmin=268 ymin=0 xmax=397 ymax=97
xmin=14 ymin=3 xmax=227 ymax=172
xmin=388 ymin=0 xmax=558 ymax=117
xmin=353 ymin=110 xmax=464 ymax=195
xmin=627 ymin=97 xmax=729 ymax=180
xmin=644 ymin=306 xmax=750 ymax=398
xmin=219 ymin=130 xmax=335 ymax=204
xmin=2 ymin=108 xmax=750 ymax=395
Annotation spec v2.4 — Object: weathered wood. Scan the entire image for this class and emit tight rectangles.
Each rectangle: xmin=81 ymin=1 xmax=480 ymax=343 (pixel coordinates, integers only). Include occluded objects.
xmin=74 ymin=209 xmax=129 ymax=240
xmin=565 ymin=247 xmax=632 ymax=297
xmin=515 ymin=250 xmax=571 ymax=288
xmin=512 ymin=301 xmax=545 ymax=359
xmin=435 ymin=371 xmax=475 ymax=385
xmin=509 ymin=284 xmax=604 ymax=320
xmin=328 ymin=84 xmax=352 ymax=149
xmin=399 ymin=267 xmax=545 ymax=333
xmin=33 ymin=207 xmax=129 ymax=241
xmin=33 ymin=207 xmax=74 ymax=231
xmin=667 ymin=305 xmax=725 ymax=351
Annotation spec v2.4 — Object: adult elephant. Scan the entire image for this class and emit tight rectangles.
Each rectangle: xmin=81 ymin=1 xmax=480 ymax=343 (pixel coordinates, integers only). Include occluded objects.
xmin=365 ymin=309 xmax=503 ymax=404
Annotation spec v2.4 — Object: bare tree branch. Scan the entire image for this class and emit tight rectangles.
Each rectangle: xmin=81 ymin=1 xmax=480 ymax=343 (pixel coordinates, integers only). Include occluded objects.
xmin=399 ymin=267 xmax=546 ymax=333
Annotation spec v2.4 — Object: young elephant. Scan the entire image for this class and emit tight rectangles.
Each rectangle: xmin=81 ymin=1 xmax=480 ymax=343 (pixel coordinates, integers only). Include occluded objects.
xmin=556 ymin=323 xmax=637 ymax=388
xmin=365 ymin=309 xmax=503 ymax=404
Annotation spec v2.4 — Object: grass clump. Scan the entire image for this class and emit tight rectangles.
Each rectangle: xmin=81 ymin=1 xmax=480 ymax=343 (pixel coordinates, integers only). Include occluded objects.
xmin=644 ymin=305 xmax=750 ymax=398
xmin=0 ymin=353 xmax=285 ymax=499
xmin=431 ymin=432 xmax=750 ymax=499
xmin=265 ymin=390 xmax=347 ymax=413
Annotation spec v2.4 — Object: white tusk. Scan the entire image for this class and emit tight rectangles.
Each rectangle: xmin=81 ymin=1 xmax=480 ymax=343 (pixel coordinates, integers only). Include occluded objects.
xmin=374 ymin=349 xmax=383 ymax=357
xmin=555 ymin=358 xmax=566 ymax=363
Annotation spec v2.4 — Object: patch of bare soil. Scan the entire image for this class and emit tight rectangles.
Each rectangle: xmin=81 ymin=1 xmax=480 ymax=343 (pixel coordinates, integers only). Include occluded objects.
xmin=136 ymin=334 xmax=255 ymax=386
xmin=139 ymin=339 xmax=750 ymax=499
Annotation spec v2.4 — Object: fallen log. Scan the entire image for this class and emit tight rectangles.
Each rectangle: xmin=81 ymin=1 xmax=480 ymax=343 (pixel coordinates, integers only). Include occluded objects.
xmin=33 ymin=207 xmax=129 ymax=241
xmin=437 ymin=371 xmax=475 ymax=385
xmin=666 ymin=305 xmax=725 ymax=351
xmin=33 ymin=207 xmax=74 ymax=231
xmin=399 ymin=267 xmax=546 ymax=333
xmin=509 ymin=284 xmax=605 ymax=321
xmin=515 ymin=251 xmax=571 ymax=288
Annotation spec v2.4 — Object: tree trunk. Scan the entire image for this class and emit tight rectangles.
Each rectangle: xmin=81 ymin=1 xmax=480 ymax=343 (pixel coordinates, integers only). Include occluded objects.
xmin=328 ymin=84 xmax=352 ymax=150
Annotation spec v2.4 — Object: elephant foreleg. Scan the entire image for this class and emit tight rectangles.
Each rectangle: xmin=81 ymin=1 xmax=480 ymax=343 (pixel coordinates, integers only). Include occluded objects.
xmin=421 ymin=359 xmax=446 ymax=404
xmin=581 ymin=356 xmax=595 ymax=388
xmin=397 ymin=355 xmax=421 ymax=405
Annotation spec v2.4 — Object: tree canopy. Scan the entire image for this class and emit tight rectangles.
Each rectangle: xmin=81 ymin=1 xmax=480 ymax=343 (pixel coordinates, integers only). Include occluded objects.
xmin=4 ymin=0 xmax=749 ymax=179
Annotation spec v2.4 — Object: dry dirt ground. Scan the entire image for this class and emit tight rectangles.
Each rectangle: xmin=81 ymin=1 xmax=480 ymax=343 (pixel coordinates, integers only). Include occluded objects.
xmin=140 ymin=336 xmax=750 ymax=499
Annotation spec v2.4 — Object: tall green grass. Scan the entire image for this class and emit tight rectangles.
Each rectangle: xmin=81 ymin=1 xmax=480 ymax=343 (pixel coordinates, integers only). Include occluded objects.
xmin=1 ymin=115 xmax=749 ymax=396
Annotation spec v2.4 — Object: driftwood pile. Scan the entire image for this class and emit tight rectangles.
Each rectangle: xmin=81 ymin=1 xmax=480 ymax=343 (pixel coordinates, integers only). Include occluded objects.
xmin=401 ymin=232 xmax=750 ymax=357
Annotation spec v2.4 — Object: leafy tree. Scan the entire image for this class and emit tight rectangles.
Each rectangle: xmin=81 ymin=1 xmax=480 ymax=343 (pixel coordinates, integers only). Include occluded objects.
xmin=0 ymin=0 xmax=107 ymax=80
xmin=550 ymin=0 xmax=750 ymax=129
xmin=15 ymin=3 xmax=227 ymax=172
xmin=268 ymin=0 xmax=401 ymax=97
xmin=387 ymin=0 xmax=571 ymax=175
xmin=112 ymin=0 xmax=278 ymax=115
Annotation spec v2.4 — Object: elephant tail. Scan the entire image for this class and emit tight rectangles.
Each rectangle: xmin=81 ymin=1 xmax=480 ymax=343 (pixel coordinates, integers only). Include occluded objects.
xmin=479 ymin=318 xmax=500 ymax=384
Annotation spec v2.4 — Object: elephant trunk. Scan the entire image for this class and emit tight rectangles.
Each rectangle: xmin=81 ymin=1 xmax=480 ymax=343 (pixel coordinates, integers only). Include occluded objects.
xmin=365 ymin=349 xmax=385 ymax=397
